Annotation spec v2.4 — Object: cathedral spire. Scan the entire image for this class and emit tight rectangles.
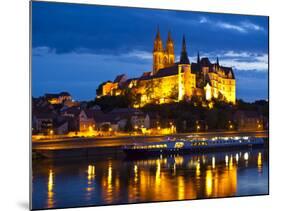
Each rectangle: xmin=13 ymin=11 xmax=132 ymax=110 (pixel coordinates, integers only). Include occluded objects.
xmin=197 ymin=51 xmax=200 ymax=64
xmin=156 ymin=25 xmax=161 ymax=40
xmin=153 ymin=25 xmax=163 ymax=52
xmin=216 ymin=56 xmax=219 ymax=66
xmin=179 ymin=35 xmax=190 ymax=64
xmin=166 ymin=30 xmax=174 ymax=55
xmin=167 ymin=30 xmax=172 ymax=42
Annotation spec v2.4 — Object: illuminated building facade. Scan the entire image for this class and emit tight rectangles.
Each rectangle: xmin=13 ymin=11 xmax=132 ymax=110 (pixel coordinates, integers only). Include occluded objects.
xmin=45 ymin=92 xmax=72 ymax=104
xmin=99 ymin=29 xmax=236 ymax=106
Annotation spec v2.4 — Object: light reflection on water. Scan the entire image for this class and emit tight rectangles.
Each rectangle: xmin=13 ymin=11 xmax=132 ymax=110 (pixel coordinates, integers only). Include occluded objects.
xmin=32 ymin=148 xmax=268 ymax=210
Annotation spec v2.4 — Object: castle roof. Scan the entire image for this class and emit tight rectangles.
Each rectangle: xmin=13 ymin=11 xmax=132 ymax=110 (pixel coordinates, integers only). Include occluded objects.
xmin=220 ymin=66 xmax=235 ymax=79
xmin=120 ymin=57 xmax=234 ymax=85
xmin=191 ymin=63 xmax=201 ymax=73
xmin=200 ymin=57 xmax=212 ymax=67
xmin=114 ymin=74 xmax=126 ymax=83
xmin=153 ymin=64 xmax=180 ymax=78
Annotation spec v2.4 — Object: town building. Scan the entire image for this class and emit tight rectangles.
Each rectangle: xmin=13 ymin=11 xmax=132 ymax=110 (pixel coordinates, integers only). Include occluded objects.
xmin=45 ymin=92 xmax=72 ymax=104
xmin=98 ymin=28 xmax=236 ymax=107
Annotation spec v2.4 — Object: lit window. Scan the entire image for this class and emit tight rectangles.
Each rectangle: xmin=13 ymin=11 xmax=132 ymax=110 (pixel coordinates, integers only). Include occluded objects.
xmin=174 ymin=142 xmax=184 ymax=148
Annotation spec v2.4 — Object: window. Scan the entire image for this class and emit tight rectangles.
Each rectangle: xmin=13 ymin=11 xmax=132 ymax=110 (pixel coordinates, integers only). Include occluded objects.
xmin=174 ymin=142 xmax=184 ymax=148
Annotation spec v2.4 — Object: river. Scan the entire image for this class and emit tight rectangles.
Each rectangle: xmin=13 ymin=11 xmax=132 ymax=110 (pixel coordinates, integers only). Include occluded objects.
xmin=32 ymin=147 xmax=268 ymax=210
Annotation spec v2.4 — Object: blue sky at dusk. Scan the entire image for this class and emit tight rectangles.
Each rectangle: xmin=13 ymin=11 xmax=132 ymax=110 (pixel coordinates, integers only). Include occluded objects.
xmin=32 ymin=1 xmax=269 ymax=102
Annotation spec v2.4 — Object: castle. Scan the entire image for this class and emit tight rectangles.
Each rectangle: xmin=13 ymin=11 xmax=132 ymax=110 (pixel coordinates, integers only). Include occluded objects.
xmin=98 ymin=28 xmax=236 ymax=107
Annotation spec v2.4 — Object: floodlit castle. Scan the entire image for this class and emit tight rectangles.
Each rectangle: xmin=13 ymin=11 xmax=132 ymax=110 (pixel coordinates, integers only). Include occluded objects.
xmin=98 ymin=28 xmax=236 ymax=107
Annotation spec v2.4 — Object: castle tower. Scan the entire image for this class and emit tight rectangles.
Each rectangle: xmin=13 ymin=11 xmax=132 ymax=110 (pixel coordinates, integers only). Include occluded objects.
xmin=179 ymin=35 xmax=190 ymax=64
xmin=164 ymin=30 xmax=175 ymax=66
xmin=153 ymin=26 xmax=165 ymax=74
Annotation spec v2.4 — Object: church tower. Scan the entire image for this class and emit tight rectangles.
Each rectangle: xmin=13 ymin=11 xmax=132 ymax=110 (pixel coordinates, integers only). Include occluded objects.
xmin=179 ymin=35 xmax=190 ymax=64
xmin=153 ymin=27 xmax=165 ymax=74
xmin=164 ymin=30 xmax=175 ymax=66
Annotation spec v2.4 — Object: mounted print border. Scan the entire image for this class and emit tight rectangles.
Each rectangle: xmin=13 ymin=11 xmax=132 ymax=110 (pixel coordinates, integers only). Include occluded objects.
xmin=30 ymin=1 xmax=269 ymax=210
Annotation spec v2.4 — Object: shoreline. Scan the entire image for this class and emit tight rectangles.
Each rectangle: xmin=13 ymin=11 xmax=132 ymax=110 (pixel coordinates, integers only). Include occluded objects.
xmin=32 ymin=130 xmax=268 ymax=143
xmin=32 ymin=130 xmax=268 ymax=159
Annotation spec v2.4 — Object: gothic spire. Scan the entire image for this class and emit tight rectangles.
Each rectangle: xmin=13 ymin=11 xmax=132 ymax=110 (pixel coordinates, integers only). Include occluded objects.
xmin=167 ymin=30 xmax=172 ymax=42
xmin=155 ymin=25 xmax=161 ymax=40
xmin=179 ymin=35 xmax=190 ymax=64
xmin=154 ymin=25 xmax=163 ymax=52
xmin=216 ymin=56 xmax=219 ymax=65
xmin=197 ymin=51 xmax=200 ymax=64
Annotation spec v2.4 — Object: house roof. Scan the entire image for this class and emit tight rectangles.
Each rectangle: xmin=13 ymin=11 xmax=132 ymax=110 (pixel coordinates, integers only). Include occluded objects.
xmin=62 ymin=106 xmax=81 ymax=116
xmin=33 ymin=110 xmax=56 ymax=119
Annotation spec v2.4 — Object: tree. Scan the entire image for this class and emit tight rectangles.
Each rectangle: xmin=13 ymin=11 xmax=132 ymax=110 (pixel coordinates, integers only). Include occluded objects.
xmin=144 ymin=80 xmax=154 ymax=100
xmin=124 ymin=118 xmax=133 ymax=132
xmin=169 ymin=84 xmax=179 ymax=101
xmin=101 ymin=124 xmax=110 ymax=132
xmin=205 ymin=108 xmax=218 ymax=130
xmin=94 ymin=95 xmax=130 ymax=112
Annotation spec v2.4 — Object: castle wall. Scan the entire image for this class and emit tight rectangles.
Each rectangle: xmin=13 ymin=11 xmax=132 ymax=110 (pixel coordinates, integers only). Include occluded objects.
xmin=183 ymin=65 xmax=196 ymax=99
xmin=102 ymin=82 xmax=118 ymax=96
xmin=137 ymin=74 xmax=179 ymax=106
xmin=208 ymin=72 xmax=236 ymax=104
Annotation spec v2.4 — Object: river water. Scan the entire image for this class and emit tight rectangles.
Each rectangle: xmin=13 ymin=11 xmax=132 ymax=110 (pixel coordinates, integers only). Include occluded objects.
xmin=32 ymin=148 xmax=268 ymax=210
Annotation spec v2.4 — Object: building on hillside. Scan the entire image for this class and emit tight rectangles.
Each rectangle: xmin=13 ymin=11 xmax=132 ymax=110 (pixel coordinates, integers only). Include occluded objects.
xmin=45 ymin=92 xmax=72 ymax=104
xmin=33 ymin=112 xmax=55 ymax=134
xmin=98 ymin=28 xmax=236 ymax=107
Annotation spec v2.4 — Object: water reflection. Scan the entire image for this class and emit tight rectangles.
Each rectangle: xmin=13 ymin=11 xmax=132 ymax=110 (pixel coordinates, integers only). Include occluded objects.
xmin=32 ymin=148 xmax=268 ymax=210
xmin=257 ymin=152 xmax=263 ymax=173
xmin=212 ymin=156 xmax=215 ymax=169
xmin=86 ymin=165 xmax=95 ymax=198
xmin=47 ymin=169 xmax=54 ymax=208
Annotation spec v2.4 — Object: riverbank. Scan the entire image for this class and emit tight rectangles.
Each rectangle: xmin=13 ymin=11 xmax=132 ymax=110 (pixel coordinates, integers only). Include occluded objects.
xmin=32 ymin=130 xmax=268 ymax=159
xmin=33 ymin=130 xmax=268 ymax=143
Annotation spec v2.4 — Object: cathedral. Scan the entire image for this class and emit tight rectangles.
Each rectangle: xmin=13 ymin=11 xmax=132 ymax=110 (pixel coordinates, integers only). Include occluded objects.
xmin=99 ymin=28 xmax=236 ymax=107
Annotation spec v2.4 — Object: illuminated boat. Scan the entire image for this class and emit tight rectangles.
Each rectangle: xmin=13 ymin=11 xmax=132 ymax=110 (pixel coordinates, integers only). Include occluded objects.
xmin=123 ymin=136 xmax=264 ymax=156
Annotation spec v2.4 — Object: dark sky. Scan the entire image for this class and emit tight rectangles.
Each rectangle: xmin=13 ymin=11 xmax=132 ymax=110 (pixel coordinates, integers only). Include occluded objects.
xmin=32 ymin=1 xmax=269 ymax=102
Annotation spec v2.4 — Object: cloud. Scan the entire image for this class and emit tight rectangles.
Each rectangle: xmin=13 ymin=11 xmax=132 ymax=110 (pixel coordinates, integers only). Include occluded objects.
xmin=193 ymin=50 xmax=268 ymax=72
xmin=241 ymin=21 xmax=265 ymax=31
xmin=217 ymin=22 xmax=247 ymax=33
xmin=221 ymin=51 xmax=268 ymax=71
xmin=32 ymin=46 xmax=56 ymax=56
xmin=33 ymin=46 xmax=268 ymax=74
xmin=32 ymin=46 xmax=268 ymax=101
xmin=199 ymin=17 xmax=208 ymax=24
xmin=125 ymin=50 xmax=151 ymax=60
xmin=199 ymin=16 xmax=264 ymax=33
xmin=32 ymin=46 xmax=152 ymax=78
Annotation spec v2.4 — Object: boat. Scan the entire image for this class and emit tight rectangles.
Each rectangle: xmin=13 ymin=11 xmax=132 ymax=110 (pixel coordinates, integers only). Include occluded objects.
xmin=123 ymin=136 xmax=264 ymax=156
